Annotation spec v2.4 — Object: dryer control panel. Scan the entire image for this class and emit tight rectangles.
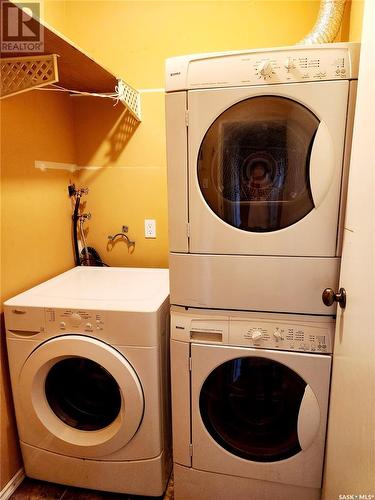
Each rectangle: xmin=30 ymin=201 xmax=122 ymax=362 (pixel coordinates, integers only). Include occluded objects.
xmin=171 ymin=306 xmax=335 ymax=354
xmin=166 ymin=42 xmax=359 ymax=91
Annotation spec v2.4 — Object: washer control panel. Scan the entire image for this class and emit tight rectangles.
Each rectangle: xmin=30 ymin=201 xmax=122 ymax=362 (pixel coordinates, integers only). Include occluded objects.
xmin=230 ymin=319 xmax=333 ymax=353
xmin=45 ymin=308 xmax=105 ymax=334
xmin=171 ymin=306 xmax=335 ymax=354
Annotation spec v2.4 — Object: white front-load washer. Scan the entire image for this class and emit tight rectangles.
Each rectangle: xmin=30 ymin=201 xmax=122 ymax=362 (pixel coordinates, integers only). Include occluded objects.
xmin=170 ymin=306 xmax=335 ymax=500
xmin=4 ymin=267 xmax=171 ymax=496
xmin=165 ymin=42 xmax=359 ymax=315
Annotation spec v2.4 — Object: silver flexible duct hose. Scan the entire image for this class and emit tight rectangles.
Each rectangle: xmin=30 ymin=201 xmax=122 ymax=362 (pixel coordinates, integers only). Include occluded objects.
xmin=299 ymin=0 xmax=347 ymax=44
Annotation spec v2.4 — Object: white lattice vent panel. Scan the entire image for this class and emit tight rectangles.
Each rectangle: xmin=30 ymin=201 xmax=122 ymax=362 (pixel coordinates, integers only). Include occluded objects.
xmin=0 ymin=54 xmax=58 ymax=99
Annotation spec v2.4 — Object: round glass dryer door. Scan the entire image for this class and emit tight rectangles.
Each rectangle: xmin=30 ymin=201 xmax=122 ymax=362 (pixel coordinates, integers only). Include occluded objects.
xmin=197 ymin=96 xmax=319 ymax=232
xmin=199 ymin=356 xmax=307 ymax=462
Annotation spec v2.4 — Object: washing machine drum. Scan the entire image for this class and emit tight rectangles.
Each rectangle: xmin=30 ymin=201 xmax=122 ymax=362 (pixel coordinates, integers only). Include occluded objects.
xmin=18 ymin=335 xmax=144 ymax=459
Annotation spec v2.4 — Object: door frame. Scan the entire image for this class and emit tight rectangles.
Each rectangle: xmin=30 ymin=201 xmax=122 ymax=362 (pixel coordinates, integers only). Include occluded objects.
xmin=322 ymin=1 xmax=375 ymax=496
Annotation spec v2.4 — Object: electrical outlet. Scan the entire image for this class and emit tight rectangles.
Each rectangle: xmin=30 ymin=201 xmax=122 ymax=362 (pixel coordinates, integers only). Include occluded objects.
xmin=145 ymin=219 xmax=156 ymax=238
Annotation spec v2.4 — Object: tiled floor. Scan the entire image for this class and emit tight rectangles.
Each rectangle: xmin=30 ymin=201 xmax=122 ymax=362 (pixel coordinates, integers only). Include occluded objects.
xmin=10 ymin=474 xmax=174 ymax=500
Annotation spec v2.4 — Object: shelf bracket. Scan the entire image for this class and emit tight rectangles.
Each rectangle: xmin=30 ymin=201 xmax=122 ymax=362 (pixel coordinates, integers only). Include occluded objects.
xmin=117 ymin=79 xmax=141 ymax=122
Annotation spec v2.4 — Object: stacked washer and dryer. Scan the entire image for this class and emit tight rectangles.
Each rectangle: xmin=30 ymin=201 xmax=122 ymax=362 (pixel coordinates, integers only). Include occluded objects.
xmin=4 ymin=267 xmax=172 ymax=496
xmin=165 ymin=43 xmax=359 ymax=500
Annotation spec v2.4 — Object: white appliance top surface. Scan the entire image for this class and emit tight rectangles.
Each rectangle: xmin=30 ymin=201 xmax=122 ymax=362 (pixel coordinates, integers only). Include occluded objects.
xmin=4 ymin=267 xmax=170 ymax=312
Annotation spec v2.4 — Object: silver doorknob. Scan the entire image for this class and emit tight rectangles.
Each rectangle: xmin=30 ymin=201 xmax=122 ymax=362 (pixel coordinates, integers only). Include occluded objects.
xmin=322 ymin=287 xmax=346 ymax=309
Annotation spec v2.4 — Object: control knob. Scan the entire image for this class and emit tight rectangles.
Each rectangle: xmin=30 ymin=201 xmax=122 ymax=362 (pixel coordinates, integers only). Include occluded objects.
xmin=70 ymin=312 xmax=82 ymax=326
xmin=284 ymin=57 xmax=295 ymax=71
xmin=251 ymin=330 xmax=263 ymax=341
xmin=273 ymin=329 xmax=283 ymax=340
xmin=258 ymin=60 xmax=273 ymax=77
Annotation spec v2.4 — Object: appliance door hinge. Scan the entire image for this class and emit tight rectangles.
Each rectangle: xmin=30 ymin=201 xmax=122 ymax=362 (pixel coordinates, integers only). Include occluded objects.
xmin=189 ymin=443 xmax=193 ymax=457
xmin=185 ymin=110 xmax=189 ymax=127
xmin=189 ymin=356 xmax=192 ymax=371
xmin=186 ymin=222 xmax=191 ymax=238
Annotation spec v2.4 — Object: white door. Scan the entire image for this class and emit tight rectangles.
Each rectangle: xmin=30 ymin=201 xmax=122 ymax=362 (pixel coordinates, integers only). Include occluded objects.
xmin=191 ymin=343 xmax=331 ymax=488
xmin=322 ymin=1 xmax=375 ymax=496
xmin=18 ymin=335 xmax=144 ymax=458
xmin=188 ymin=81 xmax=349 ymax=256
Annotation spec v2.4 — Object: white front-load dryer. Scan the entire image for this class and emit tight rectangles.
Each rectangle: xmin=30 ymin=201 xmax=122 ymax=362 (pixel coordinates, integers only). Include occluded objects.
xmin=165 ymin=42 xmax=360 ymax=315
xmin=4 ymin=267 xmax=171 ymax=496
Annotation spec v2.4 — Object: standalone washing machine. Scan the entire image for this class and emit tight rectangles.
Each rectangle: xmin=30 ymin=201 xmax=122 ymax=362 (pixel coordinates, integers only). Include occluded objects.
xmin=170 ymin=306 xmax=335 ymax=500
xmin=4 ymin=267 xmax=171 ymax=496
xmin=165 ymin=42 xmax=359 ymax=314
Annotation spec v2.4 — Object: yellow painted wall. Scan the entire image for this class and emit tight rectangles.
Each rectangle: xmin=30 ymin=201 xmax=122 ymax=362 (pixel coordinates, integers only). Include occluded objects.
xmin=72 ymin=91 xmax=168 ymax=267
xmin=0 ymin=91 xmax=77 ymax=488
xmin=62 ymin=1 xmax=322 ymax=89
xmin=15 ymin=0 xmax=68 ymax=31
xmin=0 ymin=2 xmax=73 ymax=489
xmin=42 ymin=0 xmax=67 ymax=31
xmin=348 ymin=0 xmax=364 ymax=41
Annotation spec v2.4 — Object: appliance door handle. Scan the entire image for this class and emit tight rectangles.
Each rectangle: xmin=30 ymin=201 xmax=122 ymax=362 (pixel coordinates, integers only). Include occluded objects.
xmin=297 ymin=384 xmax=321 ymax=450
xmin=310 ymin=120 xmax=335 ymax=209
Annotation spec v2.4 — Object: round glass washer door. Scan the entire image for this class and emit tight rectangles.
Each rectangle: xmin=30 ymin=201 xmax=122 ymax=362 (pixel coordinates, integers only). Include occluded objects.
xmin=45 ymin=357 xmax=122 ymax=432
xmin=199 ymin=356 xmax=308 ymax=462
xmin=19 ymin=335 xmax=144 ymax=459
xmin=197 ymin=96 xmax=319 ymax=232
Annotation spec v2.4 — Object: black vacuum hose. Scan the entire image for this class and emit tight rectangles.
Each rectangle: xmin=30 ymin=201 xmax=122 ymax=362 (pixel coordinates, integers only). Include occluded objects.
xmin=72 ymin=194 xmax=81 ymax=266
